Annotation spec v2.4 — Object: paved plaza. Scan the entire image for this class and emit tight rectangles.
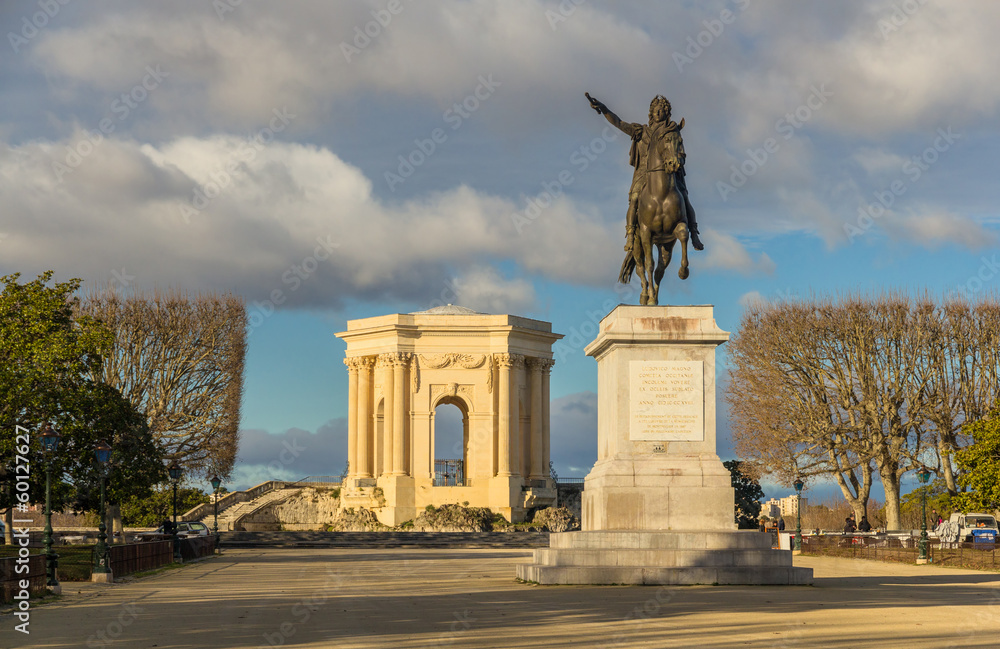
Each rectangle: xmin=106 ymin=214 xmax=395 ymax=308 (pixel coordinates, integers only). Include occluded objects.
xmin=5 ymin=548 xmax=1000 ymax=648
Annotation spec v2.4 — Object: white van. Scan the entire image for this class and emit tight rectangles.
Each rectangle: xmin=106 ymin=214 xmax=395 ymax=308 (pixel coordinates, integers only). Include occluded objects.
xmin=944 ymin=513 xmax=998 ymax=543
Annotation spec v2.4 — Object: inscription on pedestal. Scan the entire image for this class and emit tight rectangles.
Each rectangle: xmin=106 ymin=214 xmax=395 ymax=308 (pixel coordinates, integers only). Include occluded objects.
xmin=629 ymin=360 xmax=704 ymax=441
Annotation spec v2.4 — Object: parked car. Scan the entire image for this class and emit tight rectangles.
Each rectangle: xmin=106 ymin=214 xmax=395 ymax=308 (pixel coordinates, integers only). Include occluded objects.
xmin=945 ymin=513 xmax=998 ymax=544
xmin=132 ymin=521 xmax=210 ymax=542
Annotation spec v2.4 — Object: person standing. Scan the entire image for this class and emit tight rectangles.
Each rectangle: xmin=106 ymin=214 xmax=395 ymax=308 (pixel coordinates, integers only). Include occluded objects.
xmin=844 ymin=516 xmax=857 ymax=534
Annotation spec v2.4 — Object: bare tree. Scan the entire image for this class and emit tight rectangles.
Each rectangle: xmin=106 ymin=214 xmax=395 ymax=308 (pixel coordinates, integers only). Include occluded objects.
xmin=727 ymin=293 xmax=974 ymax=529
xmin=919 ymin=299 xmax=1000 ymax=495
xmin=79 ymin=288 xmax=246 ymax=479
xmin=729 ymin=298 xmax=876 ymax=522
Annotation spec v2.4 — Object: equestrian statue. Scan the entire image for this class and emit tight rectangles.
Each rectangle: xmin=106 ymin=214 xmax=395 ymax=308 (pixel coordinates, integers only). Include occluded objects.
xmin=586 ymin=92 xmax=704 ymax=306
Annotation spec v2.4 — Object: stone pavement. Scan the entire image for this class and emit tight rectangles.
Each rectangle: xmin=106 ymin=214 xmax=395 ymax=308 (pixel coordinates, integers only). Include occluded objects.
xmin=3 ymin=548 xmax=1000 ymax=648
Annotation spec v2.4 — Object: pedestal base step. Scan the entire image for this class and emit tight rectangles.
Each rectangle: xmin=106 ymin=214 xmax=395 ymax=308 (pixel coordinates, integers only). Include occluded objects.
xmin=517 ymin=530 xmax=813 ymax=585
xmin=516 ymin=564 xmax=813 ymax=585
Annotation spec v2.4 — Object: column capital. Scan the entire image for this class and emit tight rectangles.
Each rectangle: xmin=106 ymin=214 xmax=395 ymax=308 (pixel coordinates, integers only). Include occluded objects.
xmin=376 ymin=353 xmax=395 ymax=369
xmin=345 ymin=356 xmax=374 ymax=371
xmin=495 ymin=352 xmax=525 ymax=369
xmin=391 ymin=351 xmax=413 ymax=367
xmin=526 ymin=357 xmax=553 ymax=371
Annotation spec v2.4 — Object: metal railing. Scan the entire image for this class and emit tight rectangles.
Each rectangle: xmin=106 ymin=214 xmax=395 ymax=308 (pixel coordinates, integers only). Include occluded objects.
xmin=182 ymin=490 xmax=249 ymax=522
xmin=433 ymin=460 xmax=464 ymax=486
xmin=288 ymin=476 xmax=342 ymax=486
xmin=183 ymin=478 xmax=343 ymax=522
xmin=1 ymin=554 xmax=46 ymax=603
xmin=109 ymin=540 xmax=173 ymax=577
xmin=183 ymin=480 xmax=293 ymax=521
xmin=801 ymin=534 xmax=1000 ymax=569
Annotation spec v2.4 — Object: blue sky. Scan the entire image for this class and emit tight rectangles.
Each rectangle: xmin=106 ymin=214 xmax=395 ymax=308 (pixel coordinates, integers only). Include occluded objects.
xmin=3 ymin=1 xmax=999 ymax=506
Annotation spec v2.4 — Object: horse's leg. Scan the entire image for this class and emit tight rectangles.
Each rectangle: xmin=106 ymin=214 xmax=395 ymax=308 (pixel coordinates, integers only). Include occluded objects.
xmin=655 ymin=240 xmax=675 ymax=297
xmin=653 ymin=244 xmax=667 ymax=288
xmin=653 ymin=242 xmax=671 ymax=304
xmin=642 ymin=228 xmax=656 ymax=306
xmin=636 ymin=226 xmax=651 ymax=305
xmin=675 ymin=222 xmax=690 ymax=280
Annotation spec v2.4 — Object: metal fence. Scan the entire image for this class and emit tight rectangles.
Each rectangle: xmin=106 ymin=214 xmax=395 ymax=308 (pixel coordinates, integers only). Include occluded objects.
xmin=433 ymin=459 xmax=464 ymax=486
xmin=932 ymin=543 xmax=1000 ymax=569
xmin=1 ymin=554 xmax=46 ymax=603
xmin=109 ymin=540 xmax=174 ymax=577
xmin=801 ymin=534 xmax=1000 ymax=569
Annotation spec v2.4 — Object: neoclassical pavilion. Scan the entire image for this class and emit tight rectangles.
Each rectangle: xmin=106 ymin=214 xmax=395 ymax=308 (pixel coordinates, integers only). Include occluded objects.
xmin=337 ymin=305 xmax=562 ymax=525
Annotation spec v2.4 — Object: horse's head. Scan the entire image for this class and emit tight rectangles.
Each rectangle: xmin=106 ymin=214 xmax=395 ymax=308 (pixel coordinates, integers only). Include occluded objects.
xmin=646 ymin=128 xmax=682 ymax=174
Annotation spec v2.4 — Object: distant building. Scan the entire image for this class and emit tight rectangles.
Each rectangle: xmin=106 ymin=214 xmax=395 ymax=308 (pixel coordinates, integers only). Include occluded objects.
xmin=761 ymin=498 xmax=781 ymax=519
xmin=780 ymin=495 xmax=807 ymax=518
xmin=759 ymin=496 xmax=808 ymax=520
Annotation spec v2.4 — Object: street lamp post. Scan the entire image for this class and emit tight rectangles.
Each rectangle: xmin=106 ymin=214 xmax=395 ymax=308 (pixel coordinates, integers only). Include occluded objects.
xmin=917 ymin=468 xmax=931 ymax=564
xmin=793 ymin=478 xmax=805 ymax=554
xmin=210 ymin=475 xmax=221 ymax=554
xmin=93 ymin=441 xmax=112 ymax=582
xmin=168 ymin=463 xmax=182 ymax=562
xmin=40 ymin=423 xmax=61 ymax=592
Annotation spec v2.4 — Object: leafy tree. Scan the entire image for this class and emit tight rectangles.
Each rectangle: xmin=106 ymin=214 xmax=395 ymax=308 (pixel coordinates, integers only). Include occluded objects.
xmin=0 ymin=272 xmax=111 ymax=542
xmin=120 ymin=485 xmax=210 ymax=527
xmin=898 ymin=478 xmax=953 ymax=529
xmin=724 ymin=460 xmax=764 ymax=529
xmin=953 ymin=407 xmax=1000 ymax=512
xmin=62 ymin=381 xmax=166 ymax=537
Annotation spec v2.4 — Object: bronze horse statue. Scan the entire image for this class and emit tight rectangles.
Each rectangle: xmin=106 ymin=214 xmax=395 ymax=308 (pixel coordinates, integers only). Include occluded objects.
xmin=620 ymin=121 xmax=690 ymax=306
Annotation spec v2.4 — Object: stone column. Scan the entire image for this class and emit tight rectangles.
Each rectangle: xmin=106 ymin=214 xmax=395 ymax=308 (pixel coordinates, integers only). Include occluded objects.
xmin=541 ymin=359 xmax=554 ymax=475
xmin=356 ymin=357 xmax=374 ymax=478
xmin=528 ymin=358 xmax=544 ymax=479
xmin=344 ymin=358 xmax=358 ymax=479
xmin=392 ymin=352 xmax=410 ymax=476
xmin=377 ymin=354 xmax=394 ymax=477
xmin=510 ymin=354 xmax=525 ymax=476
xmin=496 ymin=353 xmax=513 ymax=477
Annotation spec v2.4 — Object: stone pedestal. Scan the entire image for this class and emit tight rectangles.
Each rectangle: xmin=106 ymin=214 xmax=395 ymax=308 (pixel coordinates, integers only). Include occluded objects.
xmin=581 ymin=305 xmax=733 ymax=531
xmin=376 ymin=474 xmax=415 ymax=527
xmin=517 ymin=305 xmax=812 ymax=585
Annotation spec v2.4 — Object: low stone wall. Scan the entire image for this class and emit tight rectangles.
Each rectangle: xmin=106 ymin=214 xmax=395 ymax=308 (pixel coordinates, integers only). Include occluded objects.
xmin=237 ymin=487 xmax=341 ymax=531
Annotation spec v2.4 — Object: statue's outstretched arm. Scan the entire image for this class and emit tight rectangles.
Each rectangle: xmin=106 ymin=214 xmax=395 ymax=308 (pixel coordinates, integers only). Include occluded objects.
xmin=585 ymin=92 xmax=639 ymax=137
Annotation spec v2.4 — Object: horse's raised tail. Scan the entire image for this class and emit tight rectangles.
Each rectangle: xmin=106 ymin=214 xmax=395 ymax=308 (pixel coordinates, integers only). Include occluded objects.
xmin=619 ymin=251 xmax=636 ymax=284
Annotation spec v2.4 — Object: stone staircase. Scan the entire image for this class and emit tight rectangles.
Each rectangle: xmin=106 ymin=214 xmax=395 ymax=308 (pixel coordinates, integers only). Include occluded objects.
xmin=206 ymin=488 xmax=300 ymax=531
xmin=219 ymin=531 xmax=551 ymax=549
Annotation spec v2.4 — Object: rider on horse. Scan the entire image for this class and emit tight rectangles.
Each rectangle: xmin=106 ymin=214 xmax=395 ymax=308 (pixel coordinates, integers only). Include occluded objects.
xmin=586 ymin=94 xmax=704 ymax=253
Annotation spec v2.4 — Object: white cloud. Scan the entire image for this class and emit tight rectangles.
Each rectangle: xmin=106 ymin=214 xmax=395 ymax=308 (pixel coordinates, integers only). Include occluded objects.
xmin=880 ymin=209 xmax=999 ymax=250
xmin=700 ymin=230 xmax=776 ymax=276
xmin=447 ymin=267 xmax=535 ymax=315
xmin=549 ymin=391 xmax=597 ymax=478
xmin=10 ymin=0 xmax=1000 ymax=266
xmin=229 ymin=421 xmax=346 ymax=490
xmin=735 ymin=1 xmax=1000 ymax=136
xmin=0 ymin=132 xmax=619 ymax=306
xmin=737 ymin=291 xmax=766 ymax=308
xmin=28 ymin=1 xmax=667 ymax=134
xmin=852 ymin=148 xmax=908 ymax=176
